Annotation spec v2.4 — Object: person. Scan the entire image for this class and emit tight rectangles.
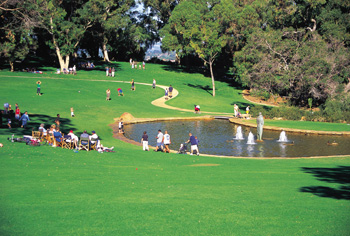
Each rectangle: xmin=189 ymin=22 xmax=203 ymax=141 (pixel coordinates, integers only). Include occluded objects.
xmin=39 ymin=123 xmax=47 ymax=136
xmin=142 ymin=61 xmax=145 ymax=70
xmin=80 ymin=130 xmax=89 ymax=141
xmin=234 ymin=104 xmax=239 ymax=117
xmin=7 ymin=118 xmax=11 ymax=129
xmin=106 ymin=88 xmax=111 ymax=101
xmin=139 ymin=64 xmax=141 ymax=69
xmin=3 ymin=102 xmax=9 ymax=114
xmin=165 ymin=88 xmax=168 ymax=100
xmin=36 ymin=80 xmax=41 ymax=96
xmin=19 ymin=111 xmax=30 ymax=128
xmin=118 ymin=88 xmax=124 ymax=96
xmin=195 ymin=136 xmax=200 ymax=154
xmin=108 ymin=67 xmax=112 ymax=76
xmin=96 ymin=144 xmax=114 ymax=153
xmin=132 ymin=61 xmax=135 ymax=69
xmin=131 ymin=79 xmax=135 ymax=90
xmin=155 ymin=129 xmax=163 ymax=152
xmin=68 ymin=130 xmax=79 ymax=148
xmin=55 ymin=114 xmax=60 ymax=129
xmin=129 ymin=58 xmax=133 ymax=65
xmin=15 ymin=106 xmax=20 ymax=120
xmin=256 ymin=112 xmax=264 ymax=141
xmin=141 ymin=131 xmax=149 ymax=151
xmin=73 ymin=65 xmax=76 ymax=75
xmin=186 ymin=132 xmax=199 ymax=156
xmin=163 ymin=130 xmax=171 ymax=153
xmin=71 ymin=107 xmax=75 ymax=117
xmin=246 ymin=105 xmax=250 ymax=114
xmin=90 ymin=130 xmax=99 ymax=147
xmin=111 ymin=67 xmax=115 ymax=77
xmin=169 ymin=85 xmax=173 ymax=98
xmin=152 ymin=79 xmax=156 ymax=89
xmin=106 ymin=67 xmax=109 ymax=76
xmin=119 ymin=118 xmax=124 ymax=133
xmin=53 ymin=127 xmax=63 ymax=144
xmin=194 ymin=105 xmax=200 ymax=114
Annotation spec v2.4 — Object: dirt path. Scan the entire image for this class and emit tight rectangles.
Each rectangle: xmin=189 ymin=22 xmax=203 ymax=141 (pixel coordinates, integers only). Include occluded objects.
xmin=242 ymin=90 xmax=279 ymax=107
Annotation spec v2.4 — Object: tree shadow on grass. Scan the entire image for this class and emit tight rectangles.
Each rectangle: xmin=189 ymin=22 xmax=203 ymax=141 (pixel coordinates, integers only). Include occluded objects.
xmin=0 ymin=113 xmax=76 ymax=138
xmin=185 ymin=83 xmax=213 ymax=96
xmin=300 ymin=166 xmax=350 ymax=200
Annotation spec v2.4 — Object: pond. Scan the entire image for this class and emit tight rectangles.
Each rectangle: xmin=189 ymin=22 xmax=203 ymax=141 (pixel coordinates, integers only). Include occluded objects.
xmin=123 ymin=119 xmax=350 ymax=158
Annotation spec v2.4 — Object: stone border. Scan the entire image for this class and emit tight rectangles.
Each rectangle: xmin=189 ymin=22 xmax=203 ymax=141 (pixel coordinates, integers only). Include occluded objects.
xmin=229 ymin=118 xmax=350 ymax=136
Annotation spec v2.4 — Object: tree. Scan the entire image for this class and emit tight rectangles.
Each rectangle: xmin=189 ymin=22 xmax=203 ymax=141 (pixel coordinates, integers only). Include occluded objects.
xmin=33 ymin=0 xmax=95 ymax=71
xmin=161 ymin=0 xmax=227 ymax=96
xmin=0 ymin=0 xmax=36 ymax=71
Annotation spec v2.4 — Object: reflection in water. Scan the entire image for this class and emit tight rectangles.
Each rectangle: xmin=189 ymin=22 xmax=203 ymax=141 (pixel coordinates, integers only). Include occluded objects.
xmin=123 ymin=120 xmax=350 ymax=157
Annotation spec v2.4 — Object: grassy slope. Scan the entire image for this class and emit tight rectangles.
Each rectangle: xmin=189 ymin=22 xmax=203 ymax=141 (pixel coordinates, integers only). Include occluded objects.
xmin=0 ymin=62 xmax=349 ymax=235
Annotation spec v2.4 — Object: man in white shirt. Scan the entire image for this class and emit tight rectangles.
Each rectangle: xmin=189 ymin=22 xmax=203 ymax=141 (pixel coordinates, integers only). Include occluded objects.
xmin=155 ymin=129 xmax=163 ymax=152
xmin=68 ymin=130 xmax=79 ymax=148
xmin=162 ymin=130 xmax=171 ymax=153
xmin=90 ymin=130 xmax=99 ymax=147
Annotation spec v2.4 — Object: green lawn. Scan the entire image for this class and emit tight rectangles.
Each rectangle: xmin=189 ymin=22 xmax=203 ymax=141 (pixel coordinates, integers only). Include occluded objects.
xmin=1 ymin=62 xmax=349 ymax=235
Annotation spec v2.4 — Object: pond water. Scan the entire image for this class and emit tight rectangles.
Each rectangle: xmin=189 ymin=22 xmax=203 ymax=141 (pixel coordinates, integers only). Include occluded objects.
xmin=123 ymin=119 xmax=350 ymax=158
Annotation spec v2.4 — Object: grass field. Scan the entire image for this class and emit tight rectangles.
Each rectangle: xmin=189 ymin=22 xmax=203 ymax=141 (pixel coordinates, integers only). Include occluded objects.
xmin=1 ymin=62 xmax=349 ymax=235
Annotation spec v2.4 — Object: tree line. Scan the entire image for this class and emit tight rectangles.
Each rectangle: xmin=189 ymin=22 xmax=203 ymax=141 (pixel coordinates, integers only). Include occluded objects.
xmin=1 ymin=0 xmax=349 ymax=111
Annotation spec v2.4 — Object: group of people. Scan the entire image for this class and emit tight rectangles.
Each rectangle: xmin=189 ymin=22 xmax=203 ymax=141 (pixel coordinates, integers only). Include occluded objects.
xmin=78 ymin=61 xmax=95 ymax=69
xmin=1 ymin=103 xmax=30 ymax=129
xmin=140 ymin=130 xmax=199 ymax=155
xmin=233 ymin=104 xmax=250 ymax=118
xmin=38 ymin=123 xmax=113 ymax=152
xmin=105 ymin=67 xmax=115 ymax=77
xmin=130 ymin=59 xmax=145 ymax=70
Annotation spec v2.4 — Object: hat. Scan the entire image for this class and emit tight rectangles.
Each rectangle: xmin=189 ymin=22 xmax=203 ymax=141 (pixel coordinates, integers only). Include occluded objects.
xmin=69 ymin=130 xmax=73 ymax=133
xmin=92 ymin=131 xmax=96 ymax=133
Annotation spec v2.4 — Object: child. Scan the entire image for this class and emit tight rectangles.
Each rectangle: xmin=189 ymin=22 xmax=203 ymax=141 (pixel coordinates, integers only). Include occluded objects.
xmin=7 ymin=118 xmax=11 ymax=129
xmin=194 ymin=105 xmax=200 ymax=114
xmin=71 ymin=107 xmax=75 ymax=117
xmin=165 ymin=88 xmax=168 ymax=100
xmin=119 ymin=118 xmax=124 ymax=133
xmin=36 ymin=80 xmax=41 ymax=96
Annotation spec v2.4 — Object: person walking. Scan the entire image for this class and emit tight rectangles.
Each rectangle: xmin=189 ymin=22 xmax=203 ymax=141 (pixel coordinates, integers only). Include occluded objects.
xmin=131 ymin=79 xmax=135 ymax=90
xmin=19 ymin=111 xmax=30 ymax=128
xmin=163 ymin=130 xmax=171 ymax=153
xmin=186 ymin=132 xmax=199 ymax=156
xmin=155 ymin=129 xmax=163 ymax=152
xmin=141 ymin=131 xmax=149 ymax=151
xmin=169 ymin=85 xmax=173 ymax=98
xmin=106 ymin=88 xmax=111 ymax=101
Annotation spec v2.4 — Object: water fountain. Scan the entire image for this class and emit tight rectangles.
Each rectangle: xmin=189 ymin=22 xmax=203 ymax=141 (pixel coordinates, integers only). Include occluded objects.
xmin=234 ymin=126 xmax=244 ymax=140
xmin=278 ymin=130 xmax=288 ymax=142
xmin=247 ymin=132 xmax=256 ymax=145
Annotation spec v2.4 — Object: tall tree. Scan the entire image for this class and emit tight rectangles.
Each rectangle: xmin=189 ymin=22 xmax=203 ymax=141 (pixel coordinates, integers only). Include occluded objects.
xmin=0 ymin=0 xmax=37 ymax=71
xmin=33 ymin=0 xmax=95 ymax=71
xmin=84 ymin=0 xmax=135 ymax=62
xmin=161 ymin=0 xmax=227 ymax=96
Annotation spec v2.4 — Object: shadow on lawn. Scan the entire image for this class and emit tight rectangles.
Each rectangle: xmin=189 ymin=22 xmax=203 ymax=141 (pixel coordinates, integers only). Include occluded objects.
xmin=300 ymin=166 xmax=350 ymax=200
xmin=0 ymin=112 xmax=76 ymax=137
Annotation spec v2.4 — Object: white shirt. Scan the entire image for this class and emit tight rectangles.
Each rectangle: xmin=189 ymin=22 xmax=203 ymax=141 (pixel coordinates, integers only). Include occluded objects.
xmin=68 ymin=133 xmax=78 ymax=141
xmin=90 ymin=133 xmax=99 ymax=143
xmin=157 ymin=132 xmax=163 ymax=143
xmin=163 ymin=134 xmax=171 ymax=145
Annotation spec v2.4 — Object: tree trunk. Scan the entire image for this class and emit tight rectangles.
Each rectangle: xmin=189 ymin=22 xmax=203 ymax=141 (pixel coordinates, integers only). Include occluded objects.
xmin=102 ymin=42 xmax=110 ymax=62
xmin=175 ymin=53 xmax=180 ymax=64
xmin=56 ymin=46 xmax=70 ymax=72
xmin=9 ymin=61 xmax=14 ymax=72
xmin=209 ymin=60 xmax=215 ymax=97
